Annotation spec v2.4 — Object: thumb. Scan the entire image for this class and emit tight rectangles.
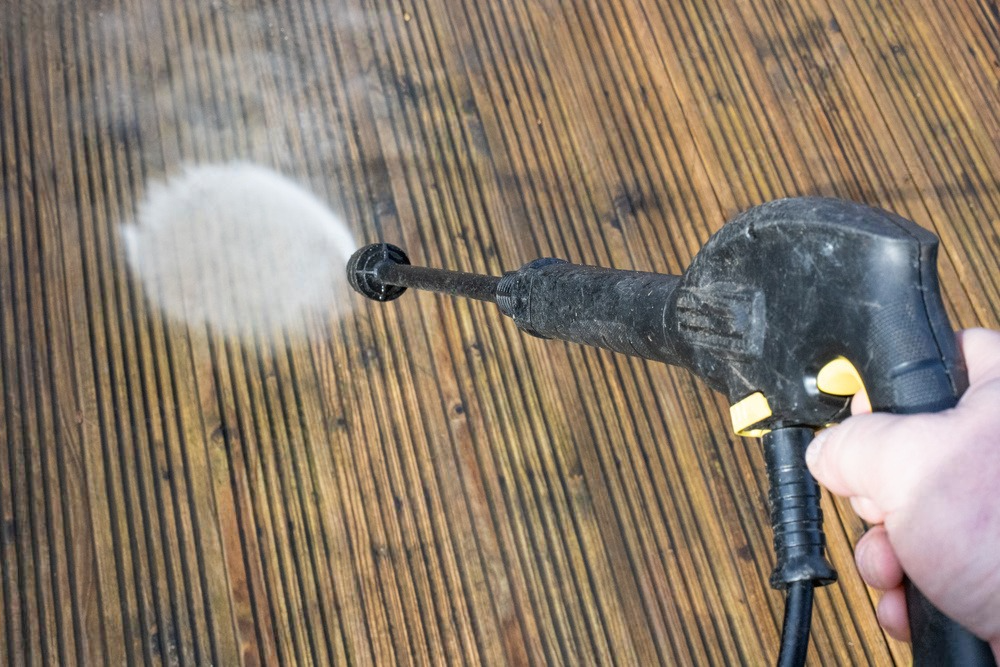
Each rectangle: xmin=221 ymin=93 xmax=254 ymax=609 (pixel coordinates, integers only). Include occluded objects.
xmin=806 ymin=411 xmax=939 ymax=512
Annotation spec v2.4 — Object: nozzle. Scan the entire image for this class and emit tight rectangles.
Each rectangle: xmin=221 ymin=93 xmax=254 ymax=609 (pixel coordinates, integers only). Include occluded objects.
xmin=348 ymin=243 xmax=411 ymax=301
xmin=348 ymin=243 xmax=502 ymax=303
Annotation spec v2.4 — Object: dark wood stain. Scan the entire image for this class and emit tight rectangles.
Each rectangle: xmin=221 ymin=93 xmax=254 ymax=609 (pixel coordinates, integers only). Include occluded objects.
xmin=1 ymin=0 xmax=998 ymax=664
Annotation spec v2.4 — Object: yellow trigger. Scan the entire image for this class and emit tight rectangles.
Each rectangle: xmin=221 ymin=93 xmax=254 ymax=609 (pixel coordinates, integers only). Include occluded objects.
xmin=816 ymin=357 xmax=864 ymax=396
xmin=730 ymin=392 xmax=772 ymax=438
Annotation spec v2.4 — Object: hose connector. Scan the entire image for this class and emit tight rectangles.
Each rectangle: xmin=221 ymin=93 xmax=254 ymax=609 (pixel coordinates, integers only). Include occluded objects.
xmin=763 ymin=427 xmax=837 ymax=589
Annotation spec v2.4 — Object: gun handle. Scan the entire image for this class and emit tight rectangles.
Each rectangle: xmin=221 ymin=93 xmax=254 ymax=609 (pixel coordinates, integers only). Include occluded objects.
xmin=858 ymin=258 xmax=994 ymax=664
xmin=907 ymin=580 xmax=994 ymax=665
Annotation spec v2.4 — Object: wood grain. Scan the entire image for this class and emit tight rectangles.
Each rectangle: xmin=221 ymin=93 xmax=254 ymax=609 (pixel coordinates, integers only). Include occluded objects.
xmin=1 ymin=0 xmax=998 ymax=664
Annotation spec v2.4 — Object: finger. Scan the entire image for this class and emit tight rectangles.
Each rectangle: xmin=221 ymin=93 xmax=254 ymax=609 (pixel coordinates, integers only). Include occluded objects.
xmin=956 ymin=329 xmax=1000 ymax=418
xmin=958 ymin=328 xmax=1000 ymax=387
xmin=849 ymin=496 xmax=886 ymax=524
xmin=806 ymin=413 xmax=933 ymax=506
xmin=851 ymin=389 xmax=872 ymax=415
xmin=876 ymin=587 xmax=910 ymax=642
xmin=855 ymin=526 xmax=904 ymax=590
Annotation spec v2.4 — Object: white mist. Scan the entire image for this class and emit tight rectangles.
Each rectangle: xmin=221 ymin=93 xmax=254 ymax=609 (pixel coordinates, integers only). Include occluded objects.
xmin=123 ymin=162 xmax=357 ymax=336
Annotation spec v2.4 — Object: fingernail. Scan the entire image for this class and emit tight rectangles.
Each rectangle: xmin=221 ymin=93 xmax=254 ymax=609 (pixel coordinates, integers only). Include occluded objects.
xmin=806 ymin=430 xmax=829 ymax=468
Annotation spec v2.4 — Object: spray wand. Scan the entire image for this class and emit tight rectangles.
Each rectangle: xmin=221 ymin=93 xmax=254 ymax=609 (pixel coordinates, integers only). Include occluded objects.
xmin=348 ymin=197 xmax=994 ymax=666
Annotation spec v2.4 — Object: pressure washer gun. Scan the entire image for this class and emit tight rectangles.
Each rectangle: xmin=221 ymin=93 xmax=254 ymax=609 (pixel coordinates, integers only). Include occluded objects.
xmin=347 ymin=197 xmax=994 ymax=666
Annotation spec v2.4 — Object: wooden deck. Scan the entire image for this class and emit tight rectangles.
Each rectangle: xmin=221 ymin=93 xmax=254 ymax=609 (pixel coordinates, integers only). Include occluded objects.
xmin=2 ymin=0 xmax=998 ymax=664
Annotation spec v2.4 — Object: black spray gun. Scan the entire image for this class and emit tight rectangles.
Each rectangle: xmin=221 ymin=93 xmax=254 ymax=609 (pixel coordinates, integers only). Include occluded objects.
xmin=347 ymin=197 xmax=994 ymax=666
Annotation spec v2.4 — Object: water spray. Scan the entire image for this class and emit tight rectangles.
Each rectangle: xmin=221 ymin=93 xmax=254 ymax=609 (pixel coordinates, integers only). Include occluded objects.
xmin=125 ymin=162 xmax=357 ymax=336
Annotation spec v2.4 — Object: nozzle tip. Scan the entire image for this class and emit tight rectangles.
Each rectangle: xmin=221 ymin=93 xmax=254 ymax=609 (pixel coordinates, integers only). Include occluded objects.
xmin=347 ymin=243 xmax=410 ymax=301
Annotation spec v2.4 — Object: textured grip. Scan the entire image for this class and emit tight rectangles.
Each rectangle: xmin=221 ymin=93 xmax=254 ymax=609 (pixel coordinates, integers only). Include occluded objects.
xmin=495 ymin=260 xmax=685 ymax=364
xmin=866 ymin=316 xmax=993 ymax=664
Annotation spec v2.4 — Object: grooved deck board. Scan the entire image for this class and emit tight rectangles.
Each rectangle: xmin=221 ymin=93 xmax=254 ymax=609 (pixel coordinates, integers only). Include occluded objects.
xmin=1 ymin=0 xmax=998 ymax=664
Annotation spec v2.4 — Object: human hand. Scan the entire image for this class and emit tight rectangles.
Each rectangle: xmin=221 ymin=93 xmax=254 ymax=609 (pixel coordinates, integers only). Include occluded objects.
xmin=805 ymin=328 xmax=1000 ymax=655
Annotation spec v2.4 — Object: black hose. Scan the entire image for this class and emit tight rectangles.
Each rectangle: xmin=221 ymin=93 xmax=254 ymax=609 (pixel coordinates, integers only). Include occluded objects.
xmin=777 ymin=581 xmax=814 ymax=667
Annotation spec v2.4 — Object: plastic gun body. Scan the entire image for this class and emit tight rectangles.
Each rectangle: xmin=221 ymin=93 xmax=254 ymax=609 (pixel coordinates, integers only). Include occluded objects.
xmin=348 ymin=197 xmax=994 ymax=666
